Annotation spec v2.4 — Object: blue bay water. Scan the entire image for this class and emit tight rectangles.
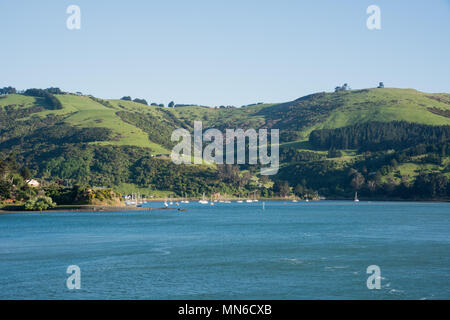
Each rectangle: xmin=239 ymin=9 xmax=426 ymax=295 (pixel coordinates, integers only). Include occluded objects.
xmin=0 ymin=201 xmax=449 ymax=299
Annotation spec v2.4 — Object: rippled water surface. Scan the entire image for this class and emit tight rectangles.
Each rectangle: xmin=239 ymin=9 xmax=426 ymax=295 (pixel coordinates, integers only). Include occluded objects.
xmin=0 ymin=201 xmax=449 ymax=299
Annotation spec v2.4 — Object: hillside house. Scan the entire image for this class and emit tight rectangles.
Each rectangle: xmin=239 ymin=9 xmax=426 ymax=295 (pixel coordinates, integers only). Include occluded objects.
xmin=26 ymin=179 xmax=40 ymax=188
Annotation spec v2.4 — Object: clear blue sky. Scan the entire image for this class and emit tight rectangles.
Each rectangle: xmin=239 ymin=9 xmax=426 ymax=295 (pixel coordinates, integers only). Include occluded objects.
xmin=1 ymin=0 xmax=449 ymax=106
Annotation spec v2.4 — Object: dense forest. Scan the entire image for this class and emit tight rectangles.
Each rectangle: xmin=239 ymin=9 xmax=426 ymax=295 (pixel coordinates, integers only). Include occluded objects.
xmin=309 ymin=121 xmax=450 ymax=151
xmin=278 ymin=141 xmax=450 ymax=200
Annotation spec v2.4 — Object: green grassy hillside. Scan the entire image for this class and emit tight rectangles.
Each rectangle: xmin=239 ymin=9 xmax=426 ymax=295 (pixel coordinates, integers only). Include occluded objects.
xmin=321 ymin=88 xmax=450 ymax=128
xmin=2 ymin=88 xmax=449 ymax=153
xmin=259 ymin=88 xmax=450 ymax=141
xmin=1 ymin=94 xmax=169 ymax=153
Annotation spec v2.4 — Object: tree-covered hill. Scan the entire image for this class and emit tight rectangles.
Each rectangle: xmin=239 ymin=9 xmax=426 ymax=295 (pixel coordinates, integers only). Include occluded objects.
xmin=1 ymin=86 xmax=450 ymax=200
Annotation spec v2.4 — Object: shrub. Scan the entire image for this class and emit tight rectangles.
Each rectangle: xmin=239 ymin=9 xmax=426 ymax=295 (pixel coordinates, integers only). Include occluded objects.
xmin=24 ymin=196 xmax=56 ymax=211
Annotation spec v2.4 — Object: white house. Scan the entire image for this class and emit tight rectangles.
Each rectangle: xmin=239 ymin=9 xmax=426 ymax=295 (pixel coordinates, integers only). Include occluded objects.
xmin=26 ymin=179 xmax=40 ymax=188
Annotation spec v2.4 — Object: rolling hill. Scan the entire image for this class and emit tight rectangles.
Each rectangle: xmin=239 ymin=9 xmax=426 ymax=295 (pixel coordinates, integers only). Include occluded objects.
xmin=1 ymin=87 xmax=450 ymax=199
xmin=1 ymin=88 xmax=449 ymax=152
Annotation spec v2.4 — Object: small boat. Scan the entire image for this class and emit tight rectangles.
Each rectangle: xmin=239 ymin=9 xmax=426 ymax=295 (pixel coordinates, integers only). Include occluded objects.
xmin=126 ymin=193 xmax=138 ymax=206
xmin=199 ymin=192 xmax=209 ymax=204
xmin=246 ymin=199 xmax=253 ymax=203
xmin=354 ymin=192 xmax=359 ymax=202
xmin=163 ymin=201 xmax=168 ymax=207
xmin=237 ymin=200 xmax=243 ymax=203
xmin=181 ymin=193 xmax=189 ymax=203
xmin=292 ymin=199 xmax=298 ymax=203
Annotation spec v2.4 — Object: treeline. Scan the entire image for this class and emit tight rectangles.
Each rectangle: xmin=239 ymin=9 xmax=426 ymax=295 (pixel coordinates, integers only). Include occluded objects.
xmin=89 ymin=96 xmax=114 ymax=109
xmin=0 ymin=86 xmax=17 ymax=95
xmin=23 ymin=88 xmax=62 ymax=110
xmin=0 ymin=123 xmax=112 ymax=150
xmin=271 ymin=179 xmax=319 ymax=199
xmin=44 ymin=185 xmax=121 ymax=205
xmin=309 ymin=121 xmax=450 ymax=151
xmin=120 ymin=96 xmax=149 ymax=105
xmin=280 ymin=148 xmax=324 ymax=162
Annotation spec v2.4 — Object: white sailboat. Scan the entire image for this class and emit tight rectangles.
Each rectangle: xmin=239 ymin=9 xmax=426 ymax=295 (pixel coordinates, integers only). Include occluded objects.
xmin=181 ymin=194 xmax=189 ymax=203
xmin=136 ymin=193 xmax=143 ymax=207
xmin=126 ymin=193 xmax=138 ymax=206
xmin=181 ymin=193 xmax=189 ymax=203
xmin=354 ymin=192 xmax=359 ymax=202
xmin=199 ymin=192 xmax=209 ymax=204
